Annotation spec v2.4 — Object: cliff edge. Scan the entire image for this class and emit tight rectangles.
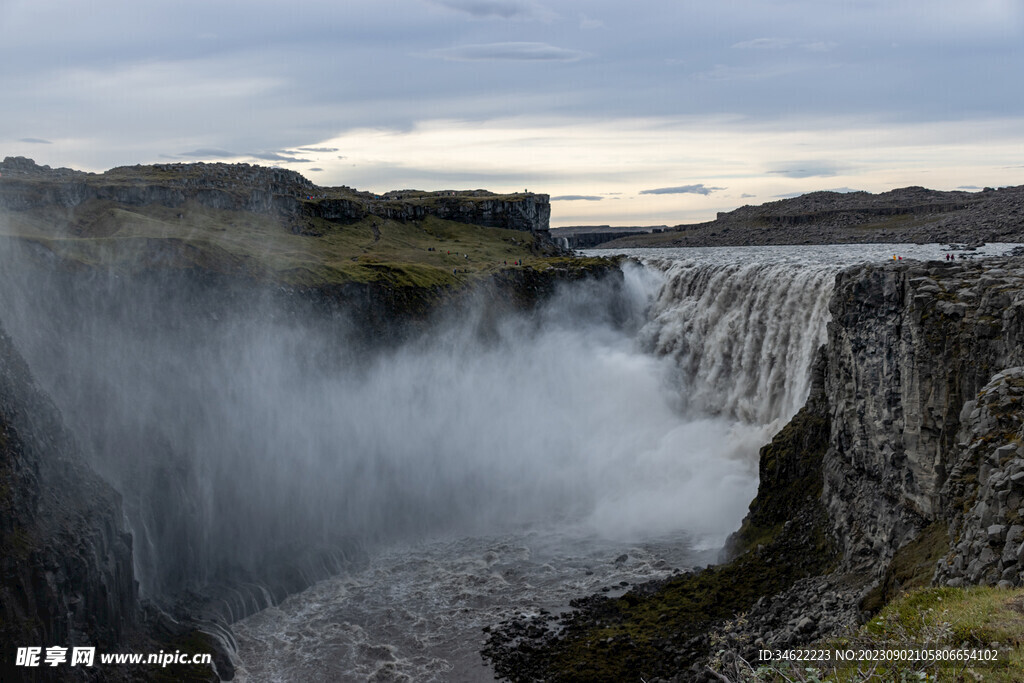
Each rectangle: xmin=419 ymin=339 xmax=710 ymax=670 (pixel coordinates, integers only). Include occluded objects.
xmin=0 ymin=156 xmax=551 ymax=237
xmin=483 ymin=251 xmax=1024 ymax=680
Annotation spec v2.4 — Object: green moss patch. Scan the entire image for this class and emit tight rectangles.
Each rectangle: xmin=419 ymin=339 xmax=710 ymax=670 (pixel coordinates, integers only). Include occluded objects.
xmin=861 ymin=522 xmax=950 ymax=614
xmin=0 ymin=203 xmax=547 ymax=289
xmin=729 ymin=404 xmax=831 ymax=555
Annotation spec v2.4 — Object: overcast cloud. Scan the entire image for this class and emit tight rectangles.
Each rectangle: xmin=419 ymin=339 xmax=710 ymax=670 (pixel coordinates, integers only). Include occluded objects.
xmin=2 ymin=0 xmax=1022 ymax=225
xmin=640 ymin=184 xmax=725 ymax=196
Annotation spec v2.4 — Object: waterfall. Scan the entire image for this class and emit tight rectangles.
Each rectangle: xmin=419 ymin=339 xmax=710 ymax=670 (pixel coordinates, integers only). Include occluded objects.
xmin=633 ymin=256 xmax=836 ymax=427
xmin=0 ymin=238 xmax=842 ymax=608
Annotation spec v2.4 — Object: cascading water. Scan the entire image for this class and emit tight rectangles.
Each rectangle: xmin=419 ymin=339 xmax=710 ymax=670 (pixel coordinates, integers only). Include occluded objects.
xmin=636 ymin=256 xmax=835 ymax=426
xmin=6 ymin=239 xmax=996 ymax=681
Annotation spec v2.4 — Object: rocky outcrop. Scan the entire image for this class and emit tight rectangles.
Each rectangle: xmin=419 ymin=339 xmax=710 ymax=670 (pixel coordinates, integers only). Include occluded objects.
xmin=704 ymin=255 xmax=1024 ymax=668
xmin=602 ymin=185 xmax=1024 ymax=247
xmin=0 ymin=157 xmax=552 ymax=236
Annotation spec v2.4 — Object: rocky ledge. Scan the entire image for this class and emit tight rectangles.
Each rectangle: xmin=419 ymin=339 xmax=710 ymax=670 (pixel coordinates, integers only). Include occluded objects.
xmin=0 ymin=156 xmax=551 ymax=236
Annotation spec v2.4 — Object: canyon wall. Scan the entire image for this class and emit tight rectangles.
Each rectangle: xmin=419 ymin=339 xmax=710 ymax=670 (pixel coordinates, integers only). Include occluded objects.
xmin=0 ymin=157 xmax=551 ymax=236
xmin=823 ymin=255 xmax=1024 ymax=578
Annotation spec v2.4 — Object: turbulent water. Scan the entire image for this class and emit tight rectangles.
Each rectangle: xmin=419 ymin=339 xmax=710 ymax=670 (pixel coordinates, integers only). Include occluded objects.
xmin=1 ymin=239 xmax=1017 ymax=681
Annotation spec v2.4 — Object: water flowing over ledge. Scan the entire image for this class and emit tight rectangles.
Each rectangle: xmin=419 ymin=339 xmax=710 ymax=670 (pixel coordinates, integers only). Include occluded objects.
xmin=5 ymin=238 xmax=1020 ymax=681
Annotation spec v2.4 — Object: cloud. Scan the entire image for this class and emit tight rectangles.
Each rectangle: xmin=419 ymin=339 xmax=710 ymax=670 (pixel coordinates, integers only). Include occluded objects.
xmin=247 ymin=151 xmax=312 ymax=162
xmin=732 ymin=37 xmax=793 ymax=50
xmin=178 ymin=148 xmax=236 ymax=159
xmin=957 ymin=184 xmax=982 ymax=190
xmin=428 ymin=42 xmax=588 ymax=62
xmin=177 ymin=148 xmax=314 ymax=164
xmin=695 ymin=63 xmax=807 ymax=81
xmin=297 ymin=147 xmax=339 ymax=153
xmin=429 ymin=0 xmax=542 ymax=19
xmin=309 ymin=167 xmax=323 ymax=172
xmin=580 ymin=15 xmax=604 ymax=30
xmin=551 ymin=195 xmax=602 ymax=201
xmin=640 ymin=184 xmax=724 ymax=195
xmin=731 ymin=38 xmax=837 ymax=52
xmin=740 ymin=193 xmax=756 ymax=198
xmin=803 ymin=41 xmax=838 ymax=52
xmin=19 ymin=137 xmax=52 ymax=144
xmin=766 ymin=164 xmax=841 ymax=178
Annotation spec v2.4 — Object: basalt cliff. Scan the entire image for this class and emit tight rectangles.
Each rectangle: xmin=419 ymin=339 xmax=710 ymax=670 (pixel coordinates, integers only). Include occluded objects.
xmin=484 ymin=251 xmax=1024 ymax=681
xmin=0 ymin=156 xmax=551 ymax=239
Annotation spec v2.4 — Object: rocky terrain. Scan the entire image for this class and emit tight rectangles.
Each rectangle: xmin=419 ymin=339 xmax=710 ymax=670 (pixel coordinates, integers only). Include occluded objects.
xmin=0 ymin=156 xmax=551 ymax=238
xmin=483 ymin=250 xmax=1024 ymax=681
xmin=602 ymin=185 xmax=1024 ymax=248
xmin=0 ymin=157 xmax=571 ymax=331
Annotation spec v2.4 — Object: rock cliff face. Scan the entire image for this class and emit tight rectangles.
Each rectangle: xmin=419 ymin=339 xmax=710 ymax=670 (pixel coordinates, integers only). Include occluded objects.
xmin=936 ymin=368 xmax=1024 ymax=588
xmin=823 ymin=256 xmax=1024 ymax=576
xmin=0 ymin=157 xmax=552 ymax=236
xmin=707 ymin=253 xmax=1024 ymax=665
xmin=0 ymin=324 xmax=137 ymax=679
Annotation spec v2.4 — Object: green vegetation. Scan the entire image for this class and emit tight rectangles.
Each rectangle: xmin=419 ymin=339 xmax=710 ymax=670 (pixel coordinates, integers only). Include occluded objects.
xmin=861 ymin=523 xmax=951 ymax=615
xmin=0 ymin=200 xmax=552 ymax=289
xmin=729 ymin=404 xmax=831 ymax=555
xmin=736 ymin=587 xmax=1024 ymax=682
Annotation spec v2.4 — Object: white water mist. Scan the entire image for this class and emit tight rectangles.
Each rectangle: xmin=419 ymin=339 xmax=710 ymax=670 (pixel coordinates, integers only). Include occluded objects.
xmin=0 ymin=237 xmax=838 ymax=601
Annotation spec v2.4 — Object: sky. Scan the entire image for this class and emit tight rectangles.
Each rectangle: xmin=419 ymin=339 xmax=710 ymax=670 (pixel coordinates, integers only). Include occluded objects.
xmin=2 ymin=0 xmax=1023 ymax=227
